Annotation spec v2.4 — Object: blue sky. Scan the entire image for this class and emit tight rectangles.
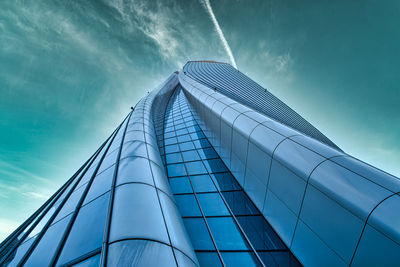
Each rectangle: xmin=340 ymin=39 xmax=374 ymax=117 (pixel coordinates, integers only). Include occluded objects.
xmin=0 ymin=0 xmax=399 ymax=241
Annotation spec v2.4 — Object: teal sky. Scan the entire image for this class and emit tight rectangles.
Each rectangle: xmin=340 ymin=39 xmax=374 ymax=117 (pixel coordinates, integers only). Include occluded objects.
xmin=0 ymin=0 xmax=399 ymax=241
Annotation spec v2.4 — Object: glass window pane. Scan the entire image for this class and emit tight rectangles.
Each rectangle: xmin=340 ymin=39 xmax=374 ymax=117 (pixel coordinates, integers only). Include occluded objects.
xmin=71 ymin=253 xmax=100 ymax=266
xmin=196 ymin=252 xmax=222 ymax=267
xmin=222 ymin=191 xmax=259 ymax=216
xmin=175 ymin=123 xmax=186 ymax=131
xmin=212 ymin=173 xmax=241 ymax=191
xmin=183 ymin=218 xmax=215 ymax=250
xmin=193 ymin=139 xmax=211 ymax=149
xmin=187 ymin=126 xmax=197 ymax=133
xmin=207 ymin=217 xmax=249 ymax=250
xmin=164 ymin=126 xmax=174 ymax=133
xmin=4 ymin=237 xmax=35 ymax=266
xmin=236 ymin=216 xmax=285 ymax=250
xmin=24 ymin=215 xmax=71 ymax=266
xmin=176 ymin=128 xmax=189 ymax=136
xmin=182 ymin=150 xmax=201 ymax=162
xmin=198 ymin=147 xmax=218 ymax=160
xmin=169 ymin=177 xmax=193 ymax=194
xmin=84 ymin=166 xmax=114 ymax=205
xmin=175 ymin=195 xmax=201 ymax=217
xmin=190 ymin=131 xmax=205 ymax=140
xmin=258 ymin=251 xmax=301 ymax=267
xmin=167 ymin=163 xmax=187 ymax=177
xmin=191 ymin=175 xmax=216 ymax=193
xmin=179 ymin=141 xmax=195 ymax=151
xmin=221 ymin=252 xmax=259 ymax=267
xmin=197 ymin=193 xmax=229 ymax=216
xmin=117 ymin=157 xmax=153 ymax=185
xmin=185 ymin=161 xmax=207 ymax=175
xmin=204 ymin=159 xmax=228 ymax=173
xmin=107 ymin=240 xmax=176 ymax=267
xmin=164 ymin=131 xmax=176 ymax=139
xmin=54 ymin=185 xmax=85 ymax=223
xmin=109 ymin=184 xmax=169 ymax=243
xmin=57 ymin=193 xmax=110 ymax=265
xmin=165 ymin=144 xmax=179 ymax=154
xmin=166 ymin=152 xmax=183 ymax=164
xmin=177 ymin=135 xmax=191 ymax=143
xmin=164 ymin=137 xmax=178 ymax=145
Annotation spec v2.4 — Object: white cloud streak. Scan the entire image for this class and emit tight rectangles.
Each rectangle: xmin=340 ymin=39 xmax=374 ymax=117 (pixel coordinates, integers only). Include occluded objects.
xmin=202 ymin=0 xmax=237 ymax=68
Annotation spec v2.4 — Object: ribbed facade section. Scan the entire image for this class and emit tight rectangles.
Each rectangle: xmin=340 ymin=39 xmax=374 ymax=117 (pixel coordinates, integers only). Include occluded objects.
xmin=183 ymin=61 xmax=340 ymax=150
xmin=1 ymin=62 xmax=400 ymax=267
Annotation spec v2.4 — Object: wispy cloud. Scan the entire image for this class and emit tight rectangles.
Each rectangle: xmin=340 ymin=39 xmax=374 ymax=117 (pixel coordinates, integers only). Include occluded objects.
xmin=0 ymin=159 xmax=50 ymax=184
xmin=202 ymin=0 xmax=237 ymax=68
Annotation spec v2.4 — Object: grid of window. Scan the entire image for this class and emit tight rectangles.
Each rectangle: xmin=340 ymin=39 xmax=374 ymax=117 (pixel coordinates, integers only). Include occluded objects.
xmin=159 ymin=87 xmax=300 ymax=266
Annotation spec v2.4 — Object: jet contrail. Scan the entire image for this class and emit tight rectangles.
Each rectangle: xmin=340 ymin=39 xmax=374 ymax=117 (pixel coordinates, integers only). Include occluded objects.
xmin=202 ymin=0 xmax=237 ymax=68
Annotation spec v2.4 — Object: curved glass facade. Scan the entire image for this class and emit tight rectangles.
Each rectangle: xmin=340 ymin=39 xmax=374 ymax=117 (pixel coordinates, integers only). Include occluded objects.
xmin=1 ymin=62 xmax=400 ymax=267
xmin=159 ymin=87 xmax=300 ymax=266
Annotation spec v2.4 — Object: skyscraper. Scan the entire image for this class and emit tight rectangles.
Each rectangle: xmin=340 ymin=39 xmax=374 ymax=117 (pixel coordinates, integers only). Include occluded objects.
xmin=1 ymin=61 xmax=399 ymax=266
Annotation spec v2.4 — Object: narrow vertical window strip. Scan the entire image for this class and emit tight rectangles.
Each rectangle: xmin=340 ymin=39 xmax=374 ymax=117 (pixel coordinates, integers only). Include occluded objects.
xmin=100 ymin=109 xmax=134 ymax=267
xmin=164 ymin=88 xmax=226 ymax=266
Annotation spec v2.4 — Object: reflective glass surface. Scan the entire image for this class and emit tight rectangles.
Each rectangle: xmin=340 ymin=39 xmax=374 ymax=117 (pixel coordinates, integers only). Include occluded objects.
xmin=160 ymin=87 xmax=300 ymax=266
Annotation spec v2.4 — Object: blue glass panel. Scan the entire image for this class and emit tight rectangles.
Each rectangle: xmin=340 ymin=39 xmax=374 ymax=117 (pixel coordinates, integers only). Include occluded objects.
xmin=185 ymin=121 xmax=196 ymax=127
xmin=174 ymin=123 xmax=186 ymax=131
xmin=182 ymin=150 xmax=201 ymax=162
xmin=182 ymin=218 xmax=215 ymax=250
xmin=191 ymin=174 xmax=216 ymax=193
xmin=193 ymin=138 xmax=211 ymax=149
xmin=71 ymin=253 xmax=100 ymax=266
xmin=222 ymin=191 xmax=259 ymax=216
xmin=179 ymin=141 xmax=195 ymax=151
xmin=174 ymin=119 xmax=184 ymax=125
xmin=24 ymin=215 xmax=71 ymax=266
xmin=236 ymin=216 xmax=285 ymax=250
xmin=190 ymin=131 xmax=205 ymax=140
xmin=164 ymin=126 xmax=174 ymax=133
xmin=175 ymin=194 xmax=201 ymax=217
xmin=221 ymin=252 xmax=260 ymax=267
xmin=207 ymin=217 xmax=249 ymax=250
xmin=164 ymin=131 xmax=176 ymax=139
xmin=198 ymin=147 xmax=218 ymax=160
xmin=165 ymin=144 xmax=179 ymax=154
xmin=167 ymin=163 xmax=187 ymax=177
xmin=177 ymin=135 xmax=191 ymax=143
xmin=212 ymin=173 xmax=241 ymax=191
xmin=166 ymin=152 xmax=183 ymax=164
xmin=196 ymin=252 xmax=222 ymax=267
xmin=107 ymin=240 xmax=176 ymax=266
xmin=204 ymin=159 xmax=228 ymax=173
xmin=84 ymin=166 xmax=114 ymax=204
xmin=176 ymin=128 xmax=189 ymax=136
xmin=197 ymin=193 xmax=229 ymax=216
xmin=187 ymin=126 xmax=197 ymax=133
xmin=164 ymin=137 xmax=178 ymax=145
xmin=3 ymin=237 xmax=35 ymax=266
xmin=57 ymin=193 xmax=110 ymax=265
xmin=258 ymin=251 xmax=301 ymax=267
xmin=54 ymin=185 xmax=85 ymax=222
xmin=169 ymin=177 xmax=193 ymax=194
xmin=185 ymin=161 xmax=207 ymax=175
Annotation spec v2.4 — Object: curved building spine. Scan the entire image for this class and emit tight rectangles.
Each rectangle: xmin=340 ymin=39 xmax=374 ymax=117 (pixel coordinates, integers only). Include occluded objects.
xmin=0 ymin=61 xmax=399 ymax=267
